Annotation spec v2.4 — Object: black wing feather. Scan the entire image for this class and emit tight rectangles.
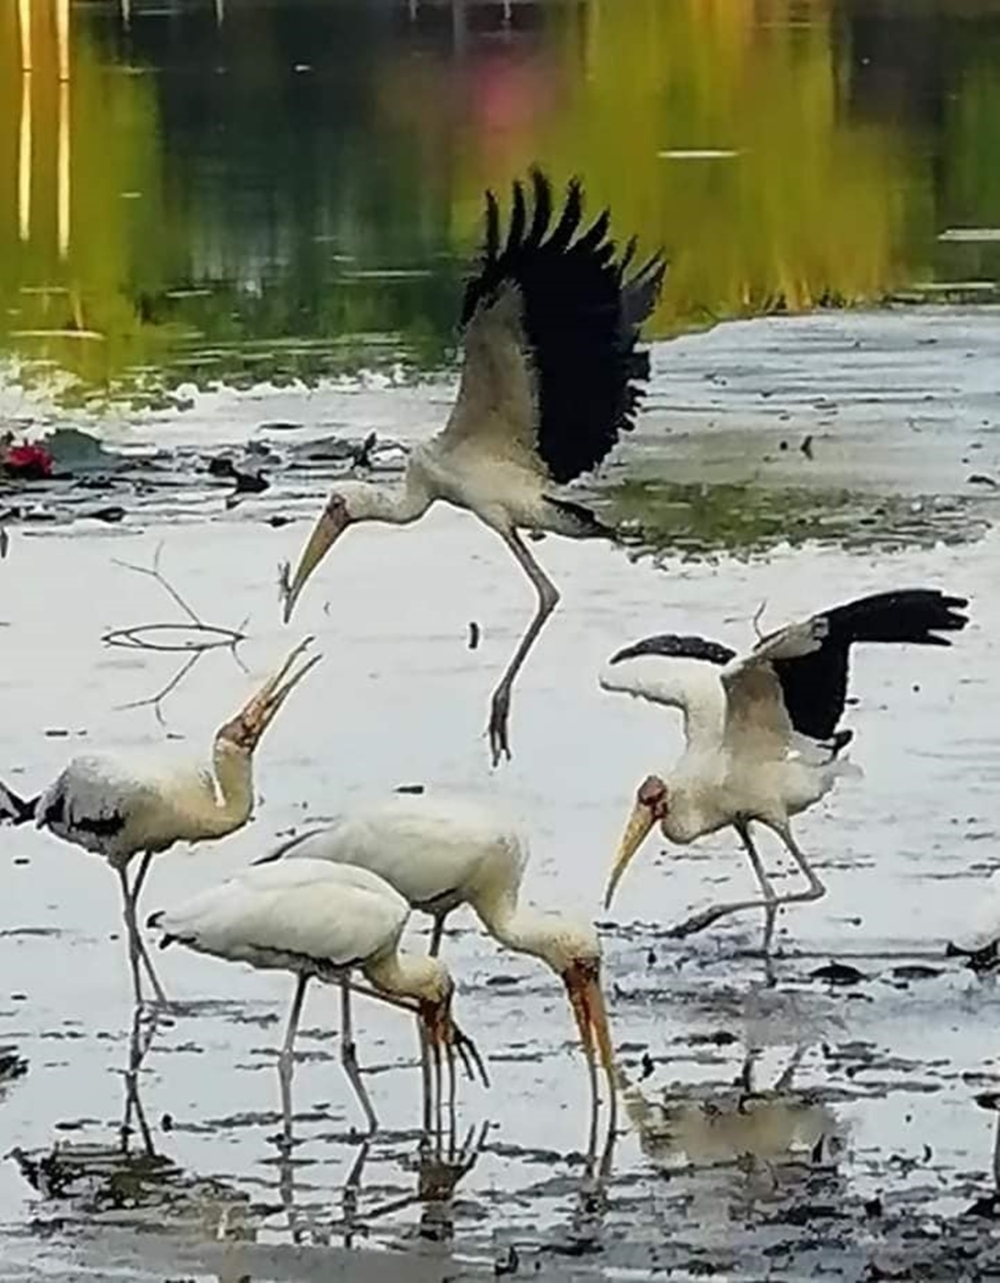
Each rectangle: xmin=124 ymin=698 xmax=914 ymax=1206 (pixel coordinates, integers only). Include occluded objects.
xmin=460 ymin=168 xmax=667 ymax=484
xmin=770 ymin=588 xmax=969 ymax=740
xmin=525 ymin=169 xmax=551 ymax=249
xmin=610 ymin=633 xmax=737 ymax=667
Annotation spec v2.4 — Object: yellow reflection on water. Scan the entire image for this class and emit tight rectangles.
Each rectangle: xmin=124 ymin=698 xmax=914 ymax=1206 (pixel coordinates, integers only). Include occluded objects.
xmin=0 ymin=6 xmax=168 ymax=398
xmin=0 ymin=1 xmax=995 ymax=404
xmin=442 ymin=0 xmax=915 ymax=335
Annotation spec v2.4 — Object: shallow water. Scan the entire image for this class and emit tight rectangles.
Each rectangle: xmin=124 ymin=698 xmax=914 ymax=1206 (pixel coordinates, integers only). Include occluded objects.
xmin=2 ymin=307 xmax=1000 ymax=1277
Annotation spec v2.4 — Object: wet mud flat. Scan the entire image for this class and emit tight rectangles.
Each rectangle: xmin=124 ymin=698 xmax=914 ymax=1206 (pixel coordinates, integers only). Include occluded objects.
xmin=1 ymin=307 xmax=1000 ymax=1279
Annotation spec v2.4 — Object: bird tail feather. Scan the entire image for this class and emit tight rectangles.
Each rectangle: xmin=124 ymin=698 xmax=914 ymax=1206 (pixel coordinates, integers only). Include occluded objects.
xmin=544 ymin=495 xmax=617 ymax=540
xmin=0 ymin=783 xmax=38 ymax=826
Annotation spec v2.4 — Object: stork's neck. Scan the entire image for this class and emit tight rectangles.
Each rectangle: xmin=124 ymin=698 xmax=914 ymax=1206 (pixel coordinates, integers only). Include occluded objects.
xmin=475 ymin=890 xmax=564 ymax=970
xmin=364 ymin=949 xmax=446 ymax=1005
xmin=189 ymin=741 xmax=255 ymax=838
xmin=347 ymin=464 xmax=433 ymax=526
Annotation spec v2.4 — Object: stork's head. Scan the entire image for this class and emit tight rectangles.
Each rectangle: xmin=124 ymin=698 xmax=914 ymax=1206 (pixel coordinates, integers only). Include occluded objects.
xmin=281 ymin=485 xmax=372 ymax=623
xmin=603 ymin=774 xmax=669 ymax=911
xmin=413 ymin=959 xmax=489 ymax=1087
xmin=533 ymin=922 xmax=618 ymax=1097
xmin=216 ymin=637 xmax=320 ymax=755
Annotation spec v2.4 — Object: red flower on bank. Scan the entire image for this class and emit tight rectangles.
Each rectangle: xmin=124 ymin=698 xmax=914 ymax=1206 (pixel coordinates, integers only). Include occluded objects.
xmin=2 ymin=441 xmax=54 ymax=480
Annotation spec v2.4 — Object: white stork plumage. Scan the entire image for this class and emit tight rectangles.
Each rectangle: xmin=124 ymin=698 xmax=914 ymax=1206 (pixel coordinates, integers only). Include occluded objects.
xmin=280 ymin=168 xmax=666 ymax=765
xmin=0 ymin=639 xmax=319 ymax=1009
xmin=600 ymin=589 xmax=969 ymax=956
xmin=257 ymin=791 xmax=618 ymax=1151
xmin=148 ymin=859 xmax=478 ymax=1136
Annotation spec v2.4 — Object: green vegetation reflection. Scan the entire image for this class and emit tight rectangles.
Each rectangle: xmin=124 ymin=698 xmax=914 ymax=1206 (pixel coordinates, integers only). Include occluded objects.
xmin=3 ymin=1 xmax=1000 ymax=405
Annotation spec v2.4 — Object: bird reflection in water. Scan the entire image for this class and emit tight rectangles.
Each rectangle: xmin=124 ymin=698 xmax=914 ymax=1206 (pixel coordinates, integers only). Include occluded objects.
xmin=10 ymin=1009 xmax=253 ymax=1243
xmin=621 ymin=1042 xmax=843 ymax=1187
xmin=268 ymin=1114 xmax=492 ymax=1249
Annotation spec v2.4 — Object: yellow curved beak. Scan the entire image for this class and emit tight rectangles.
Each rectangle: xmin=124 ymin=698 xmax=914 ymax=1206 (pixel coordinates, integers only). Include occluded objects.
xmin=603 ymin=801 xmax=656 ymax=911
xmin=281 ymin=506 xmax=348 ymax=624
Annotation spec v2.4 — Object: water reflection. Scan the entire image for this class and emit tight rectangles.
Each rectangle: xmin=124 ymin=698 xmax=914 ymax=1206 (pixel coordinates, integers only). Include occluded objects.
xmin=3 ymin=0 xmax=1000 ymax=406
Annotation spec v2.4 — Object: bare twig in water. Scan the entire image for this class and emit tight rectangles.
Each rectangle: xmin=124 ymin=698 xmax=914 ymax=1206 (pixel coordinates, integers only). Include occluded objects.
xmin=118 ymin=650 xmax=204 ymax=730
xmin=110 ymin=542 xmax=203 ymax=625
xmin=100 ymin=543 xmax=249 ymax=726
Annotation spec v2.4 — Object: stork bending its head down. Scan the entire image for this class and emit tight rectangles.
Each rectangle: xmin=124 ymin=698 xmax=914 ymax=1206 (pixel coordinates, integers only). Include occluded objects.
xmin=600 ymin=589 xmax=969 ymax=961
xmin=1 ymin=638 xmax=320 ymax=1010
xmin=281 ymin=168 xmax=666 ymax=765
xmin=149 ymin=860 xmax=483 ymax=1136
xmin=259 ymin=792 xmax=618 ymax=1156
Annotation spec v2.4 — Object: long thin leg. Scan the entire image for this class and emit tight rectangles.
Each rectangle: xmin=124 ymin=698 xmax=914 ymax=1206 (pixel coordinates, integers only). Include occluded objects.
xmin=128 ymin=852 xmax=168 ymax=1007
xmin=487 ymin=528 xmax=560 ymax=766
xmin=278 ymin=974 xmax=309 ymax=1152
xmin=340 ymin=979 xmax=378 ymax=1134
xmin=777 ymin=826 xmax=826 ymax=903
xmin=666 ymin=822 xmax=824 ymax=940
xmin=117 ymin=867 xmax=145 ymax=1008
xmin=736 ymin=821 xmax=778 ymax=956
xmin=428 ymin=915 xmax=445 ymax=958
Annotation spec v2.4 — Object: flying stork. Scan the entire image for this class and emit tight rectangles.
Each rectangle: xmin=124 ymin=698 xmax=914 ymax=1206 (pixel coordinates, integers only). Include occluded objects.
xmin=148 ymin=859 xmax=482 ymax=1136
xmin=258 ymin=791 xmax=618 ymax=1154
xmin=0 ymin=639 xmax=319 ymax=1009
xmin=280 ymin=168 xmax=666 ymax=765
xmin=599 ymin=589 xmax=969 ymax=958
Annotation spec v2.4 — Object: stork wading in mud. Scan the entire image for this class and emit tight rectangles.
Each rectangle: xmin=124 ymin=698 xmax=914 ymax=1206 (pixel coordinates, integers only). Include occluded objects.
xmin=148 ymin=859 xmax=484 ymax=1136
xmin=258 ymin=791 xmax=619 ymax=1154
xmin=600 ymin=590 xmax=969 ymax=959
xmin=0 ymin=640 xmax=319 ymax=1008
xmin=280 ymin=168 xmax=666 ymax=765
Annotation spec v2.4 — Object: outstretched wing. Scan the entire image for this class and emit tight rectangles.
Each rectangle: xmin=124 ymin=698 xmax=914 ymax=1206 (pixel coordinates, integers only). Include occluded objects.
xmin=438 ymin=169 xmax=666 ymax=483
xmin=600 ymin=634 xmax=733 ymax=752
xmin=720 ymin=623 xmax=817 ymax=756
xmin=724 ymin=587 xmax=969 ymax=747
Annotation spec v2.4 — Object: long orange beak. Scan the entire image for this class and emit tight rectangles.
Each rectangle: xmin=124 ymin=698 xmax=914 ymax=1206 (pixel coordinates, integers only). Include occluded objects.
xmin=281 ymin=504 xmax=349 ymax=623
xmin=564 ymin=958 xmax=618 ymax=1112
xmin=603 ymin=800 xmax=657 ymax=910
xmin=217 ymin=637 xmax=320 ymax=751
xmin=420 ymin=995 xmax=489 ymax=1088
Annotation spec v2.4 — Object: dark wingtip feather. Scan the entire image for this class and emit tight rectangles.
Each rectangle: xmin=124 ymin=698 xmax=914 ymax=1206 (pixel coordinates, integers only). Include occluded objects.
xmin=505 ymin=178 xmax=527 ymax=256
xmin=484 ymin=189 xmax=501 ymax=263
xmin=548 ymin=176 xmax=584 ymax=250
xmin=576 ymin=206 xmax=611 ymax=254
xmin=609 ymin=633 xmax=737 ymax=667
xmin=146 ymin=910 xmax=163 ymax=930
xmin=525 ymin=168 xmax=552 ymax=248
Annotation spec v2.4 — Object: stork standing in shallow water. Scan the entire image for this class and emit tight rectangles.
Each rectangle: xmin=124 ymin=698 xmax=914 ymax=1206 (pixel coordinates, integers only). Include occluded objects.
xmin=149 ymin=859 xmax=480 ymax=1136
xmin=0 ymin=639 xmax=319 ymax=1008
xmin=258 ymin=792 xmax=618 ymax=1154
xmin=280 ymin=168 xmax=665 ymax=765
xmin=600 ymin=590 xmax=969 ymax=958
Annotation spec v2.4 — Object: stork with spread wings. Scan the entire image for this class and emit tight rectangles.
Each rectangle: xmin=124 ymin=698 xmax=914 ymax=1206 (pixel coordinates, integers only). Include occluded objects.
xmin=281 ymin=168 xmax=666 ymax=765
xmin=600 ymin=589 xmax=969 ymax=960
